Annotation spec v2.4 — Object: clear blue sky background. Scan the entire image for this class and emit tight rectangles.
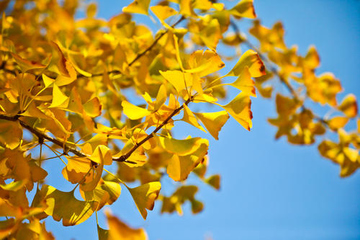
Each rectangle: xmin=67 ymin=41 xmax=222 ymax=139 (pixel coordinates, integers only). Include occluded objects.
xmin=47 ymin=1 xmax=360 ymax=239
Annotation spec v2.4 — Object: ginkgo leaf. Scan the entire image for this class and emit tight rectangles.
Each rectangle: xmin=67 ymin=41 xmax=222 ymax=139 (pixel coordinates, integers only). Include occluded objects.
xmin=304 ymin=46 xmax=320 ymax=69
xmin=159 ymin=70 xmax=193 ymax=94
xmin=49 ymin=84 xmax=69 ymax=109
xmin=167 ymin=141 xmax=208 ymax=181
xmin=89 ymin=145 xmax=112 ymax=166
xmin=82 ymin=180 xmax=121 ymax=210
xmin=185 ymin=50 xmax=225 ymax=77
xmin=0 ymin=120 xmax=22 ymax=149
xmin=199 ymin=18 xmax=222 ymax=51
xmin=42 ymin=74 xmax=55 ymax=88
xmin=221 ymin=92 xmax=253 ymax=131
xmin=205 ymin=174 xmax=221 ymax=190
xmin=83 ymin=97 xmax=102 ymax=118
xmin=10 ymin=52 xmax=46 ymax=73
xmin=122 ymin=101 xmax=151 ymax=120
xmin=128 ymin=182 xmax=161 ymax=219
xmin=151 ymin=5 xmax=177 ymax=28
xmin=182 ymin=105 xmax=206 ymax=132
xmin=338 ymin=94 xmax=358 ymax=118
xmin=62 ymin=157 xmax=91 ymax=184
xmin=38 ymin=185 xmax=96 ymax=226
xmin=328 ymin=116 xmax=349 ymax=131
xmin=159 ymin=137 xmax=209 ymax=156
xmin=194 ymin=111 xmax=229 ymax=140
xmin=123 ymin=0 xmax=150 ymax=15
xmin=229 ymin=0 xmax=256 ymax=19
xmin=229 ymin=66 xmax=256 ymax=97
xmin=154 ymin=84 xmax=167 ymax=111
xmin=106 ymin=212 xmax=148 ymax=240
xmin=227 ymin=49 xmax=266 ymax=77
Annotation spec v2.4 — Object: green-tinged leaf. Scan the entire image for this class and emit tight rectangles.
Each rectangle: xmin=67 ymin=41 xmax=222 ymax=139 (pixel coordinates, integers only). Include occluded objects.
xmin=97 ymin=224 xmax=109 ymax=240
xmin=0 ymin=120 xmax=22 ymax=149
xmin=159 ymin=137 xmax=209 ymax=156
xmin=182 ymin=105 xmax=206 ymax=132
xmin=227 ymin=49 xmax=265 ymax=77
xmin=128 ymin=182 xmax=161 ymax=219
xmin=37 ymin=185 xmax=96 ymax=226
xmin=221 ymin=92 xmax=253 ymax=131
xmin=229 ymin=0 xmax=257 ymax=19
xmin=167 ymin=141 xmax=208 ymax=181
xmin=84 ymin=97 xmax=102 ymax=118
xmin=205 ymin=174 xmax=221 ymax=190
xmin=194 ymin=111 xmax=229 ymax=140
xmin=122 ymin=101 xmax=151 ymax=120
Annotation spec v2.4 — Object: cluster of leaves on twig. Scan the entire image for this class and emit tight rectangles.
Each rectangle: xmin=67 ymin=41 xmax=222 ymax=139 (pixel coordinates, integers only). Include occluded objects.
xmin=0 ymin=0 xmax=358 ymax=239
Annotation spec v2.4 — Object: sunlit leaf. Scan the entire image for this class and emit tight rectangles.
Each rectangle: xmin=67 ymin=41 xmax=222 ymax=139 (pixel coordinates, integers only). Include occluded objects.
xmin=194 ymin=111 xmax=229 ymax=140
xmin=106 ymin=212 xmax=148 ymax=240
xmin=123 ymin=0 xmax=150 ymax=15
xmin=338 ymin=94 xmax=358 ymax=118
xmin=38 ymin=185 xmax=96 ymax=226
xmin=229 ymin=0 xmax=256 ymax=19
xmin=221 ymin=92 xmax=253 ymax=131
xmin=48 ymin=84 xmax=69 ymax=109
xmin=227 ymin=50 xmax=266 ymax=77
xmin=122 ymin=101 xmax=151 ymax=120
xmin=128 ymin=182 xmax=161 ymax=219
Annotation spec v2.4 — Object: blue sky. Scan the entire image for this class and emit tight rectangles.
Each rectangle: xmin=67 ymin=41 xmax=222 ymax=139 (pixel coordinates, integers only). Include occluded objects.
xmin=46 ymin=1 xmax=360 ymax=239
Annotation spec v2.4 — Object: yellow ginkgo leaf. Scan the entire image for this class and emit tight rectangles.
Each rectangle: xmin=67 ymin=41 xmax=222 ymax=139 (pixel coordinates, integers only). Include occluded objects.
xmin=185 ymin=50 xmax=225 ymax=77
xmin=48 ymin=84 xmax=69 ymax=109
xmin=128 ymin=182 xmax=161 ymax=219
xmin=10 ymin=52 xmax=46 ymax=73
xmin=227 ymin=49 xmax=266 ymax=77
xmin=182 ymin=105 xmax=206 ymax=133
xmin=304 ymin=46 xmax=320 ymax=69
xmin=83 ymin=97 xmax=102 ymax=118
xmin=159 ymin=70 xmax=193 ymax=94
xmin=106 ymin=212 xmax=148 ymax=240
xmin=205 ymin=174 xmax=221 ymax=190
xmin=122 ymin=0 xmax=150 ymax=15
xmin=167 ymin=141 xmax=208 ymax=181
xmin=0 ymin=120 xmax=22 ymax=149
xmin=159 ymin=137 xmax=208 ymax=156
xmin=89 ymin=145 xmax=112 ymax=165
xmin=199 ymin=18 xmax=221 ymax=51
xmin=328 ymin=116 xmax=349 ymax=131
xmin=122 ymin=100 xmax=151 ymax=120
xmin=229 ymin=0 xmax=256 ymax=19
xmin=229 ymin=66 xmax=256 ymax=97
xmin=62 ymin=156 xmax=91 ymax=184
xmin=150 ymin=5 xmax=177 ymax=28
xmin=222 ymin=92 xmax=253 ymax=131
xmin=38 ymin=185 xmax=96 ymax=226
xmin=338 ymin=94 xmax=358 ymax=118
xmin=194 ymin=111 xmax=229 ymax=140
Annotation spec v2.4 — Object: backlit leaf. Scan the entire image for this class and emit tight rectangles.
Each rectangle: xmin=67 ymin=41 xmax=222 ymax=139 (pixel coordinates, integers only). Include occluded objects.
xmin=229 ymin=0 xmax=256 ymax=19
xmin=194 ymin=111 xmax=229 ymax=140
xmin=123 ymin=0 xmax=150 ymax=15
xmin=227 ymin=49 xmax=266 ymax=77
xmin=38 ymin=185 xmax=96 ymax=226
xmin=106 ymin=212 xmax=148 ymax=240
xmin=222 ymin=92 xmax=253 ymax=131
xmin=128 ymin=182 xmax=161 ymax=219
xmin=48 ymin=84 xmax=69 ymax=109
xmin=338 ymin=94 xmax=358 ymax=118
xmin=122 ymin=101 xmax=151 ymax=120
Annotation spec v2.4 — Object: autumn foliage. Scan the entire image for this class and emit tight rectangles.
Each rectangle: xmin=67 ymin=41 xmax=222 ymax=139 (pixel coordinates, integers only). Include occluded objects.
xmin=0 ymin=0 xmax=359 ymax=239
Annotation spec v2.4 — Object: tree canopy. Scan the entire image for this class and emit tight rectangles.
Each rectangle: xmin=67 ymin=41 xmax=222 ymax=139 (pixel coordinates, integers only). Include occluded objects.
xmin=0 ymin=0 xmax=359 ymax=239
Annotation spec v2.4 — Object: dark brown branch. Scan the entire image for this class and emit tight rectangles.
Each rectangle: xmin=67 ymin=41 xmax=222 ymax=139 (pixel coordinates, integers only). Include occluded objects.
xmin=115 ymin=97 xmax=193 ymax=162
xmin=128 ymin=16 xmax=185 ymax=67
